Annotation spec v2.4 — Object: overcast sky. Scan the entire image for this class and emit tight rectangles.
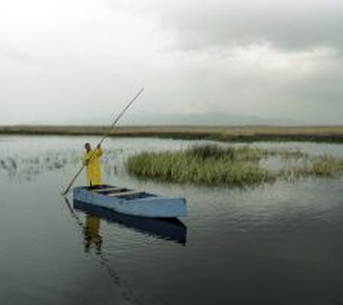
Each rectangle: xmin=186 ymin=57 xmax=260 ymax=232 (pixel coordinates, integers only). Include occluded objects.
xmin=1 ymin=0 xmax=343 ymax=125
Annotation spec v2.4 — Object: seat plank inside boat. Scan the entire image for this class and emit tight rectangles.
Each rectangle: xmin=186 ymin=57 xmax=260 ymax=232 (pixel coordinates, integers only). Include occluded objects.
xmin=92 ymin=187 xmax=124 ymax=193
xmin=107 ymin=190 xmax=143 ymax=197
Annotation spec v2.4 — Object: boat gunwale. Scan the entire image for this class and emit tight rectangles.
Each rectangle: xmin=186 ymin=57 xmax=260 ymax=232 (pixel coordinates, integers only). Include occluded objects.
xmin=77 ymin=185 xmax=174 ymax=202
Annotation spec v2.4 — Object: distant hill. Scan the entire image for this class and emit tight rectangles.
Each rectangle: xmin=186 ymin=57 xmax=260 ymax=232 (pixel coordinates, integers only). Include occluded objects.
xmin=123 ymin=112 xmax=301 ymax=126
xmin=71 ymin=111 xmax=304 ymax=126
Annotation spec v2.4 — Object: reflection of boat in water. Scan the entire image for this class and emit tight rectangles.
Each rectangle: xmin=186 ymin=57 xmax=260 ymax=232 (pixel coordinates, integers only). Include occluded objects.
xmin=74 ymin=200 xmax=187 ymax=245
xmin=64 ymin=197 xmax=186 ymax=304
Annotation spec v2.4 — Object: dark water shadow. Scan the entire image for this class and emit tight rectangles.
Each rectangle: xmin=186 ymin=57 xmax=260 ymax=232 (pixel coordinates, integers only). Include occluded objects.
xmin=73 ymin=200 xmax=187 ymax=246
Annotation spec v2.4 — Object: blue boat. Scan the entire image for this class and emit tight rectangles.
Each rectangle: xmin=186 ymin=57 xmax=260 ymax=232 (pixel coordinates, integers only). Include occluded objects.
xmin=73 ymin=185 xmax=187 ymax=218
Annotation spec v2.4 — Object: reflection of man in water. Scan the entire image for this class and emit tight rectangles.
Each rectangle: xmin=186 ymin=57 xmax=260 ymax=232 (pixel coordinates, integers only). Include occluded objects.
xmin=83 ymin=214 xmax=102 ymax=254
xmin=83 ymin=143 xmax=103 ymax=188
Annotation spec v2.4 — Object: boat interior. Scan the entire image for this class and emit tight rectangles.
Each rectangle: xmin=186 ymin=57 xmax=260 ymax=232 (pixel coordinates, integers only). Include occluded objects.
xmin=87 ymin=184 xmax=157 ymax=200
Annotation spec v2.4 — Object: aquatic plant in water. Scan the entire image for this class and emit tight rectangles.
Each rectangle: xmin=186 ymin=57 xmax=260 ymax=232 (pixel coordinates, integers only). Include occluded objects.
xmin=126 ymin=145 xmax=276 ymax=186
xmin=126 ymin=144 xmax=343 ymax=187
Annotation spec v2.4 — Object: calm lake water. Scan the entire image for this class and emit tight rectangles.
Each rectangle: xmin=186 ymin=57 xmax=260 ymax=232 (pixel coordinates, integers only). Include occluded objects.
xmin=1 ymin=136 xmax=343 ymax=305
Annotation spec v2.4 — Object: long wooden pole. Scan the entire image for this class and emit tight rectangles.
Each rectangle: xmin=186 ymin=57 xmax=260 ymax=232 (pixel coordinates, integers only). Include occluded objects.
xmin=61 ymin=87 xmax=144 ymax=196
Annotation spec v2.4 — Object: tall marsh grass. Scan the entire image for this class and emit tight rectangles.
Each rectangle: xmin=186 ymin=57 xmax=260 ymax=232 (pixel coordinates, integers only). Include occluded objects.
xmin=126 ymin=145 xmax=275 ymax=186
xmin=186 ymin=144 xmax=272 ymax=161
xmin=279 ymin=154 xmax=343 ymax=180
xmin=126 ymin=144 xmax=343 ymax=187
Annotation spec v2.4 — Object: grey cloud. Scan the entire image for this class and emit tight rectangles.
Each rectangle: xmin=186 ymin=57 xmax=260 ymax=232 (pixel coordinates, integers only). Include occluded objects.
xmin=179 ymin=9 xmax=342 ymax=51
xmin=1 ymin=0 xmax=343 ymax=125
xmin=112 ymin=0 xmax=343 ymax=51
xmin=153 ymin=44 xmax=343 ymax=124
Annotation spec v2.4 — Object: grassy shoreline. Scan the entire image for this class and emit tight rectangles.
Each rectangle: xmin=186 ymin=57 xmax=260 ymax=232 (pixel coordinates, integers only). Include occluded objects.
xmin=2 ymin=125 xmax=343 ymax=143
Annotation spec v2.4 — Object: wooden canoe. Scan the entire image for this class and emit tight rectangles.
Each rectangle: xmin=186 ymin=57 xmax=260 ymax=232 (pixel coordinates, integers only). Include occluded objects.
xmin=73 ymin=184 xmax=187 ymax=218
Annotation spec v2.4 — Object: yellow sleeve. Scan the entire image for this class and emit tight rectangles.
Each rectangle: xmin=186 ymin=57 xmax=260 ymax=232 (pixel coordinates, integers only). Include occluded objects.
xmin=95 ymin=147 xmax=103 ymax=157
xmin=83 ymin=152 xmax=90 ymax=165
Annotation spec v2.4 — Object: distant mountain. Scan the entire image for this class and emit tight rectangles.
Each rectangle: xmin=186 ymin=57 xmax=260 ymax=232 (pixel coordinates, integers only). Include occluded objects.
xmin=118 ymin=112 xmax=303 ymax=126
xmin=59 ymin=111 xmax=305 ymax=126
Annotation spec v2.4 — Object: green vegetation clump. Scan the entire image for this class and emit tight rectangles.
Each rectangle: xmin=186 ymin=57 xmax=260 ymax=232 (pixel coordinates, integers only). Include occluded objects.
xmin=309 ymin=155 xmax=343 ymax=176
xmin=186 ymin=144 xmax=271 ymax=162
xmin=126 ymin=144 xmax=343 ymax=187
xmin=126 ymin=144 xmax=275 ymax=186
xmin=280 ymin=154 xmax=343 ymax=180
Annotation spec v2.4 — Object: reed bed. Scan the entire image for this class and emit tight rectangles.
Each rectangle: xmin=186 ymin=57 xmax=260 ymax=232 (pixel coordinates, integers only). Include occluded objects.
xmin=126 ymin=144 xmax=343 ymax=187
xmin=126 ymin=145 xmax=275 ymax=186
xmin=279 ymin=155 xmax=343 ymax=180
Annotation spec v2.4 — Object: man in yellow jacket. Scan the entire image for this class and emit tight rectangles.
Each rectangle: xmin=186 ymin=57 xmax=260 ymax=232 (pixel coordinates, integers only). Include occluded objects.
xmin=83 ymin=143 xmax=103 ymax=187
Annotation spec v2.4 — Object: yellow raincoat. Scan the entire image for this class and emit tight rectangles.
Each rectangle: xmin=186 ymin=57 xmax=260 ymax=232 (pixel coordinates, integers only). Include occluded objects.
xmin=83 ymin=147 xmax=103 ymax=186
